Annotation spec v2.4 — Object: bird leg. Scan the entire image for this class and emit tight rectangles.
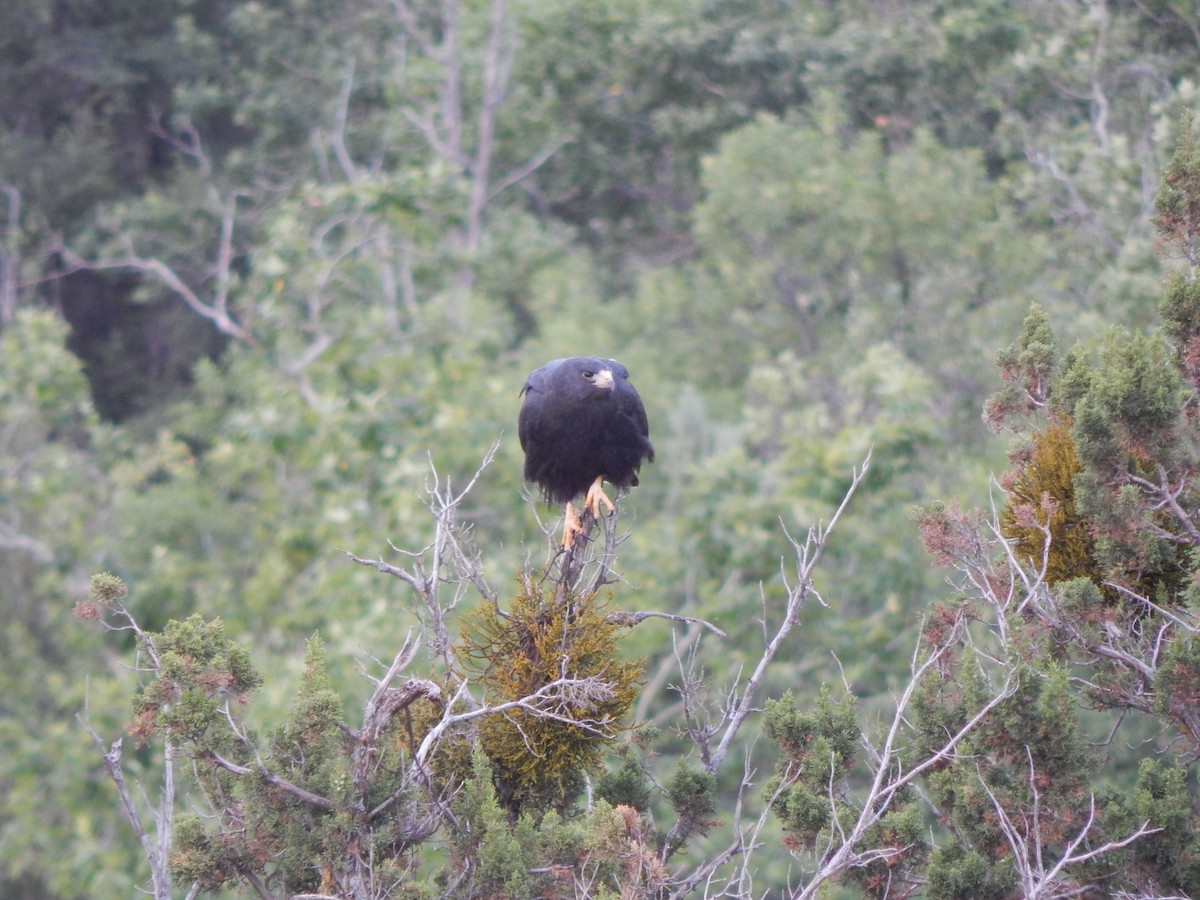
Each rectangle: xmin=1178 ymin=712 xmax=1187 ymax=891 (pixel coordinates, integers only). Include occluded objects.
xmin=562 ymin=478 xmax=615 ymax=550
xmin=562 ymin=501 xmax=584 ymax=550
xmin=583 ymin=474 xmax=616 ymax=519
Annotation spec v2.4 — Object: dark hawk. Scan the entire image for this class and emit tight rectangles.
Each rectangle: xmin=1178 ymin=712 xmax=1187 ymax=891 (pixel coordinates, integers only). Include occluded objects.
xmin=518 ymin=356 xmax=654 ymax=548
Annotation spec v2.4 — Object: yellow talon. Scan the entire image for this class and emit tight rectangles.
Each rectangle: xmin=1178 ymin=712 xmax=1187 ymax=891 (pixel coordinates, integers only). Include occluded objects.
xmin=583 ymin=474 xmax=616 ymax=518
xmin=562 ymin=501 xmax=583 ymax=549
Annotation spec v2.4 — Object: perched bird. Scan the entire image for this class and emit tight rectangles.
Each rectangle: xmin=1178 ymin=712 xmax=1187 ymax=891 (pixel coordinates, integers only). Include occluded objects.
xmin=518 ymin=356 xmax=654 ymax=548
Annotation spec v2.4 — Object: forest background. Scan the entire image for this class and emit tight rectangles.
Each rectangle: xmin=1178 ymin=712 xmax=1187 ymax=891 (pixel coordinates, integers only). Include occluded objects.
xmin=4 ymin=0 xmax=1200 ymax=897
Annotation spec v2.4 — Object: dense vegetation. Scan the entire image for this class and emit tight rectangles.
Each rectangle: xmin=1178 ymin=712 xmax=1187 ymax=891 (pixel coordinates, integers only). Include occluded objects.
xmin=4 ymin=0 xmax=1200 ymax=896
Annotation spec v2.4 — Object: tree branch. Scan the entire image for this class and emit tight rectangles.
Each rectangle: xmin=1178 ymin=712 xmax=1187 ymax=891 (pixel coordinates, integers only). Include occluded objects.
xmin=206 ymin=749 xmax=338 ymax=813
xmin=0 ymin=181 xmax=20 ymax=327
xmin=78 ymin=701 xmax=173 ymax=900
xmin=710 ymin=451 xmax=871 ymax=771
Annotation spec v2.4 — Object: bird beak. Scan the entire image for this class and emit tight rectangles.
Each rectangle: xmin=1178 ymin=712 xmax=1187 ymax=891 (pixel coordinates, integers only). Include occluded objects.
xmin=593 ymin=368 xmax=614 ymax=390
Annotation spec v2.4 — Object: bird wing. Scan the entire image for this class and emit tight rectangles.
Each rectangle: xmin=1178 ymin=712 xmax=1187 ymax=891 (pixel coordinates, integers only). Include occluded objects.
xmin=517 ymin=383 xmax=540 ymax=452
xmin=627 ymin=393 xmax=650 ymax=440
xmin=518 ymin=360 xmax=566 ymax=452
xmin=616 ymin=379 xmax=652 ymax=443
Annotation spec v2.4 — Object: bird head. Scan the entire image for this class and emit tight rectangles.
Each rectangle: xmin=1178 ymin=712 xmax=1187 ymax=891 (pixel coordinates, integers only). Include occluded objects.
xmin=583 ymin=366 xmax=615 ymax=390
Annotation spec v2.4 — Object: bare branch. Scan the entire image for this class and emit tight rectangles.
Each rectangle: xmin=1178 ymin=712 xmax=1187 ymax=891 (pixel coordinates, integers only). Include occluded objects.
xmin=485 ymin=135 xmax=571 ymax=204
xmin=607 ymin=609 xmax=726 ymax=638
xmin=206 ymin=749 xmax=338 ymax=813
xmin=407 ymin=674 xmax=619 ymax=779
xmin=710 ymin=451 xmax=871 ymax=772
xmin=979 ymin=748 xmax=1160 ymax=899
xmin=78 ymin=695 xmax=173 ymax=900
xmin=348 ymin=442 xmax=498 ymax=678
xmin=55 ymin=237 xmax=253 ymax=344
xmin=330 ymin=59 xmax=361 ymax=180
xmin=0 ymin=181 xmax=20 ymax=327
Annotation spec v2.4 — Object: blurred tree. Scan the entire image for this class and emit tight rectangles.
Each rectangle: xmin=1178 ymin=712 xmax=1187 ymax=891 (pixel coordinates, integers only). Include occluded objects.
xmin=895 ymin=114 xmax=1200 ymax=899
xmin=514 ymin=0 xmax=815 ymax=273
xmin=0 ymin=310 xmax=134 ymax=899
xmin=6 ymin=0 xmax=1200 ymax=895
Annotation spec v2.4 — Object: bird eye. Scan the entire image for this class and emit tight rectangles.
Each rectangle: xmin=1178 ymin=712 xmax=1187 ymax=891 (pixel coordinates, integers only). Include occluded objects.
xmin=582 ymin=370 xmax=594 ymax=379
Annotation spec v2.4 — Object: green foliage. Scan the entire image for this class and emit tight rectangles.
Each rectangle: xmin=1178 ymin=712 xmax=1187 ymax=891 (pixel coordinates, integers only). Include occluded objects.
xmin=1160 ymin=269 xmax=1200 ymax=386
xmin=0 ymin=308 xmax=97 ymax=435
xmin=127 ymin=613 xmax=262 ymax=747
xmin=11 ymin=0 xmax=1200 ymax=896
xmin=845 ymin=803 xmax=927 ymax=898
xmin=1154 ymin=111 xmax=1200 ymax=265
xmin=763 ymin=688 xmax=849 ymax=839
xmin=664 ymin=763 xmax=718 ymax=854
xmin=1100 ymin=759 xmax=1200 ymax=895
xmin=1076 ymin=330 xmax=1181 ymax=472
xmin=86 ymin=579 xmax=436 ymax=896
xmin=986 ymin=302 xmax=1057 ymax=429
xmin=228 ymin=646 xmax=361 ymax=895
xmin=1154 ymin=628 xmax=1200 ymax=719
xmin=689 ymin=102 xmax=1034 ymax=412
xmin=917 ymin=654 xmax=1095 ymax=872
xmin=1158 ymin=114 xmax=1200 ymax=389
xmin=515 ymin=0 xmax=814 ymax=266
xmin=988 ymin=225 xmax=1200 ymax=749
xmin=169 ymin=815 xmax=238 ymax=891
xmin=451 ymin=748 xmax=539 ymax=899
xmin=925 ymin=845 xmax=1014 ymax=900
xmin=283 ymin=634 xmax=343 ymax=744
xmin=595 ymin=744 xmax=653 ymax=813
xmin=1060 ymin=328 xmax=1192 ymax=600
xmin=764 ymin=687 xmax=929 ymax=895
xmin=925 ymin=223 xmax=1200 ymax=885
xmin=448 ymin=746 xmax=665 ymax=899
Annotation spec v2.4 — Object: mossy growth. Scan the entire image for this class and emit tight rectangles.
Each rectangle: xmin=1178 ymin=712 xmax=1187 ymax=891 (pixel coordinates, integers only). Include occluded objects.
xmin=999 ymin=419 xmax=1102 ymax=591
xmin=993 ymin=308 xmax=1194 ymax=608
xmin=459 ymin=580 xmax=643 ymax=815
xmin=999 ymin=411 xmax=1192 ymax=611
